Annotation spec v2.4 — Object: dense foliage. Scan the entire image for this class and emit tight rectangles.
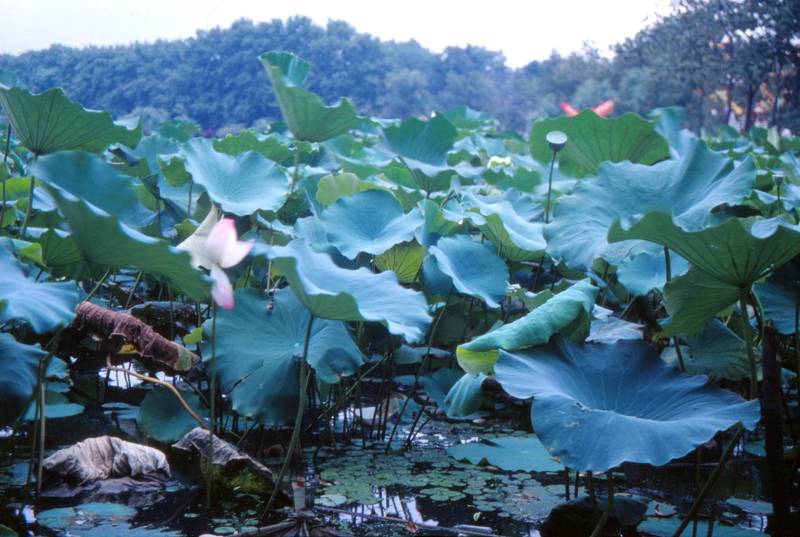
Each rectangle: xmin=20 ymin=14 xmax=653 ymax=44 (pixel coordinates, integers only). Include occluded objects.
xmin=1 ymin=38 xmax=799 ymax=536
xmin=2 ymin=0 xmax=798 ymax=134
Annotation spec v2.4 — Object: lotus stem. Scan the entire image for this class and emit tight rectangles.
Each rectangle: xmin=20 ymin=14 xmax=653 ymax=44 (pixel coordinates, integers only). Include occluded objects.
xmin=670 ymin=426 xmax=745 ymax=537
xmin=389 ymin=287 xmax=453 ymax=452
xmin=588 ymin=474 xmax=614 ymax=537
xmin=739 ymin=286 xmax=758 ymax=398
xmin=105 ymin=361 xmax=207 ymax=429
xmin=263 ymin=314 xmax=315 ymax=514
xmin=0 ymin=124 xmax=11 ymax=227
xmin=19 ymin=173 xmax=35 ymax=238
xmin=36 ymin=378 xmax=46 ymax=495
xmin=84 ymin=269 xmax=111 ymax=302
xmin=543 ymin=148 xmax=557 ymax=224
xmin=664 ymin=247 xmax=687 ymax=371
xmin=206 ymin=302 xmax=217 ymax=508
xmin=124 ymin=271 xmax=143 ymax=309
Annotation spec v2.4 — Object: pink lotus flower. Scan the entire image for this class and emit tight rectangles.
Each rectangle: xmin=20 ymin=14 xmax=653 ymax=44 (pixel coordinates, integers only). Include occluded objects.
xmin=205 ymin=218 xmax=254 ymax=310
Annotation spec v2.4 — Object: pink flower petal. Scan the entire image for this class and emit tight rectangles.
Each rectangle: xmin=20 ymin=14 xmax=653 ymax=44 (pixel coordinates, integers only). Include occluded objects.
xmin=219 ymin=238 xmax=254 ymax=268
xmin=210 ymin=264 xmax=235 ymax=310
xmin=206 ymin=218 xmax=237 ymax=266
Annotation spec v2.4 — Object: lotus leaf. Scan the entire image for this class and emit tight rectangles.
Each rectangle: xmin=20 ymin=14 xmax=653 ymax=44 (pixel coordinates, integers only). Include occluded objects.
xmin=442 ymin=372 xmax=486 ymax=418
xmin=202 ymin=288 xmax=362 ymax=425
xmin=661 ymin=320 xmax=750 ymax=381
xmin=0 ymin=246 xmax=79 ymax=333
xmin=428 ymin=235 xmax=508 ymax=308
xmin=0 ymin=334 xmax=46 ymax=426
xmin=181 ymin=138 xmax=290 ymax=216
xmin=448 ymin=434 xmax=564 ymax=472
xmin=530 ymin=110 xmax=670 ymax=177
xmin=545 ymin=138 xmax=755 ymax=270
xmin=319 ymin=189 xmax=422 ymax=259
xmin=374 ymin=241 xmax=424 ymax=284
xmin=261 ymin=239 xmax=431 ymax=341
xmin=0 ymin=86 xmax=141 ymax=155
xmin=137 ymin=386 xmax=208 ymax=442
xmin=260 ymin=51 xmax=358 ymax=142
xmin=609 ymin=213 xmax=800 ymax=287
xmin=457 ymin=279 xmax=597 ymax=375
xmin=495 ymin=338 xmax=760 ymax=471
xmin=43 ymin=185 xmax=209 ymax=301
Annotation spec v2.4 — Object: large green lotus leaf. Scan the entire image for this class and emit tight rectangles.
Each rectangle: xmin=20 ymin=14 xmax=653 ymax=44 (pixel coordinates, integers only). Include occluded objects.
xmin=609 ymin=213 xmax=800 ymax=287
xmin=383 ymin=114 xmax=456 ymax=167
xmin=315 ymin=172 xmax=387 ymax=206
xmin=181 ymin=138 xmax=290 ymax=216
xmin=756 ymin=281 xmax=798 ymax=335
xmin=429 ymin=235 xmax=508 ymax=308
xmin=0 ymin=86 xmax=141 ymax=155
xmin=137 ymin=386 xmax=208 ymax=442
xmin=23 ymin=390 xmax=84 ymax=420
xmin=496 ymin=338 xmax=760 ymax=471
xmin=616 ymin=250 xmax=689 ymax=296
xmin=0 ymin=247 xmax=79 ymax=333
xmin=530 ymin=111 xmax=670 ymax=177
xmin=457 ymin=279 xmax=597 ymax=375
xmin=463 ymin=191 xmax=545 ymax=261
xmin=260 ymin=51 xmax=358 ymax=142
xmin=32 ymin=151 xmax=150 ymax=227
xmin=754 ymin=260 xmax=800 ymax=335
xmin=661 ymin=320 xmax=750 ymax=381
xmin=442 ymin=372 xmax=486 ymax=418
xmin=213 ymin=131 xmax=292 ymax=163
xmin=415 ymin=199 xmax=464 ymax=247
xmin=418 ymin=367 xmax=465 ymax=410
xmin=381 ymin=115 xmax=461 ymax=192
xmin=202 ymin=288 xmax=362 ymax=425
xmin=261 ymin=239 xmax=431 ymax=342
xmin=324 ymin=135 xmax=395 ymax=178
xmin=660 ymin=267 xmax=740 ymax=337
xmin=448 ymin=434 xmax=564 ymax=472
xmin=0 ymin=333 xmax=45 ymax=426
xmin=319 ymin=189 xmax=422 ymax=259
xmin=545 ymin=138 xmax=756 ymax=270
xmin=374 ymin=241 xmax=424 ymax=284
xmin=43 ymin=185 xmax=209 ymax=301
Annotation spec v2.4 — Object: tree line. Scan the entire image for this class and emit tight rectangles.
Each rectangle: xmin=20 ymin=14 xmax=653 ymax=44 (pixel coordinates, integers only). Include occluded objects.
xmin=1 ymin=0 xmax=797 ymax=134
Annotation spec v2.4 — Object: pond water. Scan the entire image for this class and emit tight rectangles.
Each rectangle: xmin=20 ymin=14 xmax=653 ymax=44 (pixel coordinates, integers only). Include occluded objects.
xmin=0 ymin=371 xmax=772 ymax=537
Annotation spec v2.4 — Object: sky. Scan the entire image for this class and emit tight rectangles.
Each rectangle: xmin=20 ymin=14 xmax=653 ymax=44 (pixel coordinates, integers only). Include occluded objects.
xmin=0 ymin=0 xmax=672 ymax=68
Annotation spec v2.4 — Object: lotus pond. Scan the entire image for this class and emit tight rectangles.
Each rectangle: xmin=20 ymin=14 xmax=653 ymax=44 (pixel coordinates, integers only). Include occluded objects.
xmin=0 ymin=52 xmax=798 ymax=537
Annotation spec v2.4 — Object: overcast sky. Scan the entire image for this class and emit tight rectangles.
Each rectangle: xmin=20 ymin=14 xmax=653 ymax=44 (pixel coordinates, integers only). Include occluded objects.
xmin=0 ymin=0 xmax=672 ymax=68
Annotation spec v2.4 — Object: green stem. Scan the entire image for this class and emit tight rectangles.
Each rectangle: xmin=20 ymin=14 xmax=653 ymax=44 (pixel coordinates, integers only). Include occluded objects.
xmin=543 ymin=149 xmax=557 ymax=224
xmin=391 ymin=287 xmax=453 ymax=451
xmin=36 ymin=378 xmax=46 ymax=495
xmin=206 ymin=303 xmax=217 ymax=508
xmin=670 ymin=427 xmax=745 ymax=537
xmin=739 ymin=286 xmax=758 ymax=398
xmin=664 ymin=247 xmax=687 ymax=371
xmin=289 ymin=152 xmax=300 ymax=194
xmin=124 ymin=271 xmax=143 ymax=309
xmin=263 ymin=314 xmax=315 ymax=514
xmin=19 ymin=174 xmax=35 ymax=238
xmin=84 ymin=269 xmax=111 ymax=302
xmin=1 ymin=124 xmax=11 ymax=227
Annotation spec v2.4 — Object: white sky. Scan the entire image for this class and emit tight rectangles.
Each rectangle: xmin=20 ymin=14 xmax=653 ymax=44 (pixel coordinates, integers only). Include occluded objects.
xmin=0 ymin=0 xmax=672 ymax=68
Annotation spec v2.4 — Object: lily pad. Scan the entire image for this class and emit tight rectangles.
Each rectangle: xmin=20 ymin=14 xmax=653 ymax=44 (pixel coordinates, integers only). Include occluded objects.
xmin=448 ymin=434 xmax=564 ymax=472
xmin=495 ymin=338 xmax=760 ymax=471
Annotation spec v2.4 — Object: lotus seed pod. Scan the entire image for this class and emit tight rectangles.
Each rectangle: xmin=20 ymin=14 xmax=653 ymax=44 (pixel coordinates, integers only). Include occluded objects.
xmin=546 ymin=130 xmax=568 ymax=153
